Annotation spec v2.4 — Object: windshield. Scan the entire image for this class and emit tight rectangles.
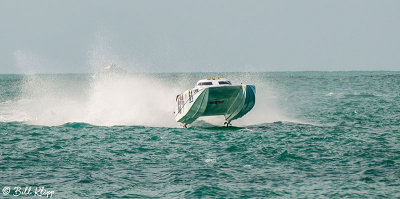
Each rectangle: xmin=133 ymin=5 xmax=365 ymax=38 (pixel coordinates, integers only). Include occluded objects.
xmin=218 ymin=81 xmax=231 ymax=85
xmin=198 ymin=82 xmax=213 ymax=86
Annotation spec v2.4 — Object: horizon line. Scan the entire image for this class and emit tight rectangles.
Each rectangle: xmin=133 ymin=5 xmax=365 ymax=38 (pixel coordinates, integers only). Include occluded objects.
xmin=0 ymin=70 xmax=400 ymax=75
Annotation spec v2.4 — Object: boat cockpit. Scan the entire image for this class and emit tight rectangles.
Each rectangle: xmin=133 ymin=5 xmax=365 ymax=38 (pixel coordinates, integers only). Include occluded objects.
xmin=195 ymin=78 xmax=232 ymax=88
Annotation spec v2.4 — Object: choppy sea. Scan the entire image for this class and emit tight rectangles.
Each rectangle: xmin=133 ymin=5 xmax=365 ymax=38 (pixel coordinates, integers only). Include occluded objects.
xmin=0 ymin=71 xmax=399 ymax=198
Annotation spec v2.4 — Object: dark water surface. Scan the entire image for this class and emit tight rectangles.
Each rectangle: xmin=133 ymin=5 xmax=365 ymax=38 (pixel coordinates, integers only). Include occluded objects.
xmin=1 ymin=72 xmax=399 ymax=198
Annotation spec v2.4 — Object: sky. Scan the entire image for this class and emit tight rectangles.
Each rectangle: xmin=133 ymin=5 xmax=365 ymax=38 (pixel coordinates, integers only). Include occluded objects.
xmin=0 ymin=0 xmax=399 ymax=73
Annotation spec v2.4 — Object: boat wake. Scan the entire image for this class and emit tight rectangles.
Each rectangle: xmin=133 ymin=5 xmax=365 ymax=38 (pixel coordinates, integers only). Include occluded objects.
xmin=0 ymin=70 xmax=294 ymax=127
xmin=0 ymin=70 xmax=180 ymax=127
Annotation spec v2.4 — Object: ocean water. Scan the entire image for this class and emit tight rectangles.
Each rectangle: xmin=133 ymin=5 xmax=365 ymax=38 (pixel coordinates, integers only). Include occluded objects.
xmin=0 ymin=71 xmax=399 ymax=198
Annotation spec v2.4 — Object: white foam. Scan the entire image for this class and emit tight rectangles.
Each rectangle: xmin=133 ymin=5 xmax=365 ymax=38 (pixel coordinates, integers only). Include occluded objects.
xmin=205 ymin=158 xmax=216 ymax=163
xmin=83 ymin=72 xmax=180 ymax=127
xmin=0 ymin=70 xmax=181 ymax=127
xmin=1 ymin=72 xmax=297 ymax=127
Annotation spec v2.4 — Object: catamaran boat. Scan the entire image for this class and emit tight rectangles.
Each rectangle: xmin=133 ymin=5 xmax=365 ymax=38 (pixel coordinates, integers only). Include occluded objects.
xmin=175 ymin=78 xmax=256 ymax=127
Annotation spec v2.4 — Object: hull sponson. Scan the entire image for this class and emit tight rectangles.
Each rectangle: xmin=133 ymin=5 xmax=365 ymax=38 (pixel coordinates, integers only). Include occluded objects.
xmin=176 ymin=88 xmax=209 ymax=124
xmin=226 ymin=85 xmax=256 ymax=121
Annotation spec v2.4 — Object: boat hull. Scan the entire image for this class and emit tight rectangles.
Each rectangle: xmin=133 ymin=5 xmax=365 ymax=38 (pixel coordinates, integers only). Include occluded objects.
xmin=175 ymin=85 xmax=255 ymax=125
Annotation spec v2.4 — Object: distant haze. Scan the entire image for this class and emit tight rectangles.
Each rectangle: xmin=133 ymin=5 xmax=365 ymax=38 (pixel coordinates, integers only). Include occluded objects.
xmin=1 ymin=0 xmax=400 ymax=73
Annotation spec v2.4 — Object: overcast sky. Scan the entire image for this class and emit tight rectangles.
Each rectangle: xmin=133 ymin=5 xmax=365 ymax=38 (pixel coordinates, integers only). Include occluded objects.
xmin=1 ymin=0 xmax=399 ymax=73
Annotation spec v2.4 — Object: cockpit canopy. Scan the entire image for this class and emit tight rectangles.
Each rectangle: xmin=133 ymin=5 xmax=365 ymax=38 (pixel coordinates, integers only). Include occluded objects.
xmin=196 ymin=78 xmax=232 ymax=88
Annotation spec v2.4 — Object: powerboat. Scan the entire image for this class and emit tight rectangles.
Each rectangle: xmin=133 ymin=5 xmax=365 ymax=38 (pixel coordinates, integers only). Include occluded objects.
xmin=175 ymin=78 xmax=256 ymax=127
